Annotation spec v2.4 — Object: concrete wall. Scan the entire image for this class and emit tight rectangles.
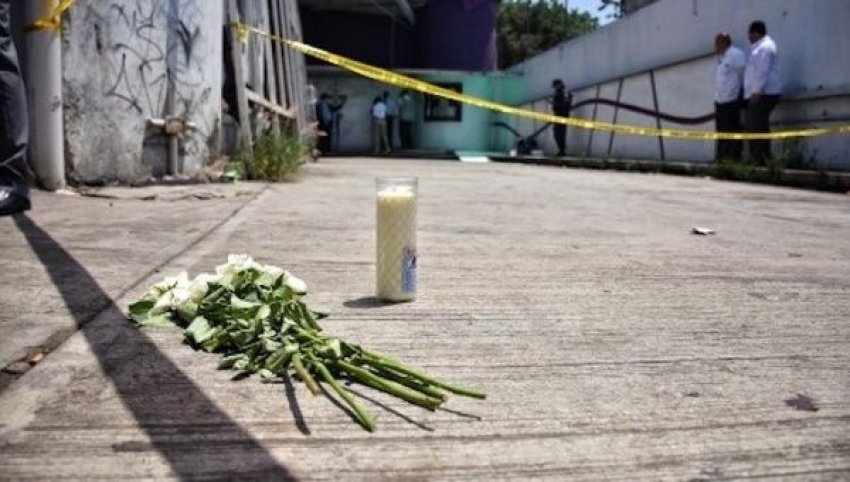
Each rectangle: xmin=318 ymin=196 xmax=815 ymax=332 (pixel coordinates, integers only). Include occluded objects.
xmin=508 ymin=0 xmax=850 ymax=170
xmin=62 ymin=0 xmax=223 ymax=183
xmin=415 ymin=72 xmax=491 ymax=152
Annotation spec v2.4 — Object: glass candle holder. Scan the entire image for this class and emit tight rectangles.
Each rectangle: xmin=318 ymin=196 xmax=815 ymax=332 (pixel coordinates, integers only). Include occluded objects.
xmin=375 ymin=177 xmax=418 ymax=302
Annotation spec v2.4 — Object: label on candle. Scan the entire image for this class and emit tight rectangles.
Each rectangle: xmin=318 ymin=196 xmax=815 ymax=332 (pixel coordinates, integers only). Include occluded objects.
xmin=402 ymin=247 xmax=417 ymax=293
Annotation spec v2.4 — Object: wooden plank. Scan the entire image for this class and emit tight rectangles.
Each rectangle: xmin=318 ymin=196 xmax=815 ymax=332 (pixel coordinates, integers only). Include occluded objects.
xmin=286 ymin=0 xmax=307 ymax=136
xmin=243 ymin=0 xmax=263 ymax=137
xmin=226 ymin=0 xmax=252 ymax=156
xmin=260 ymin=0 xmax=280 ymax=134
xmin=245 ymin=88 xmax=295 ymax=119
xmin=280 ymin=0 xmax=297 ymax=129
xmin=270 ymin=0 xmax=289 ymax=128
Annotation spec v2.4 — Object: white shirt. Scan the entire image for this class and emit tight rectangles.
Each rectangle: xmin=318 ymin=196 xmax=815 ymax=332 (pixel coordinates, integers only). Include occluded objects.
xmin=372 ymin=101 xmax=387 ymax=120
xmin=744 ymin=35 xmax=782 ymax=99
xmin=715 ymin=46 xmax=746 ymax=103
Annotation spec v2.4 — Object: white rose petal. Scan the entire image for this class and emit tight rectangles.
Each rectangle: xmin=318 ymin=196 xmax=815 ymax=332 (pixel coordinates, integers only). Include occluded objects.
xmin=147 ymin=271 xmax=190 ymax=300
xmin=151 ymin=290 xmax=174 ymax=315
xmin=217 ymin=254 xmax=262 ymax=277
xmin=170 ymin=287 xmax=191 ymax=309
xmin=187 ymin=273 xmax=219 ymax=302
xmin=284 ymin=272 xmax=308 ymax=295
xmin=215 ymin=263 xmax=234 ymax=278
xmin=227 ymin=253 xmax=252 ymax=266
xmin=151 ymin=271 xmax=189 ymax=292
xmin=264 ymin=264 xmax=285 ymax=279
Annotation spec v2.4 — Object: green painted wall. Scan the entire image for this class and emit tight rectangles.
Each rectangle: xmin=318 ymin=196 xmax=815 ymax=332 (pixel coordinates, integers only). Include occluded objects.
xmin=414 ymin=72 xmax=525 ymax=153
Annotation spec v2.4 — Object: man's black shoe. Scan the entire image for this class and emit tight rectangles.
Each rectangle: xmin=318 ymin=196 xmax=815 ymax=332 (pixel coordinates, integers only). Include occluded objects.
xmin=0 ymin=187 xmax=31 ymax=216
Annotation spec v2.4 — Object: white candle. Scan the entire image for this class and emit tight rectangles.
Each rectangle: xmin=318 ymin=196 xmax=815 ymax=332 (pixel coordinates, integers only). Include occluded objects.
xmin=376 ymin=178 xmax=417 ymax=302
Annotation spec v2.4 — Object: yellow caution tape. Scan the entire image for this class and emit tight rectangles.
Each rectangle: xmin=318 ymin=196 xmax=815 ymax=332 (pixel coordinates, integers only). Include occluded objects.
xmin=235 ymin=22 xmax=850 ymax=141
xmin=27 ymin=0 xmax=76 ymax=33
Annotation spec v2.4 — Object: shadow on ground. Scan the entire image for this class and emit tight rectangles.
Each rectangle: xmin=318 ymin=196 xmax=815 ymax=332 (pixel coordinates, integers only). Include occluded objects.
xmin=343 ymin=296 xmax=411 ymax=309
xmin=12 ymin=214 xmax=295 ymax=480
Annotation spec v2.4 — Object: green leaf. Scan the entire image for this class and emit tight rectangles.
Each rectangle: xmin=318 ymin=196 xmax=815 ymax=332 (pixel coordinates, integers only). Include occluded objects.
xmin=264 ymin=346 xmax=292 ymax=372
xmin=176 ymin=300 xmax=199 ymax=323
xmin=255 ymin=304 xmax=271 ymax=321
xmin=128 ymin=299 xmax=176 ymax=327
xmin=136 ymin=313 xmax=176 ymax=327
xmin=199 ymin=330 xmax=227 ymax=352
xmin=128 ymin=299 xmax=155 ymax=318
xmin=218 ymin=353 xmax=245 ymax=369
xmin=185 ymin=317 xmax=216 ymax=345
xmin=263 ymin=338 xmax=282 ymax=353
xmin=234 ymin=357 xmax=251 ymax=371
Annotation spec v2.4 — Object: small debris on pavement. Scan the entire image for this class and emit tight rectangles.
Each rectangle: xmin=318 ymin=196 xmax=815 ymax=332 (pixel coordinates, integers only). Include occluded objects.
xmin=55 ymin=188 xmax=81 ymax=197
xmin=788 ymin=253 xmax=803 ymax=258
xmin=25 ymin=349 xmax=45 ymax=365
xmin=785 ymin=393 xmax=819 ymax=412
xmin=691 ymin=226 xmax=716 ymax=235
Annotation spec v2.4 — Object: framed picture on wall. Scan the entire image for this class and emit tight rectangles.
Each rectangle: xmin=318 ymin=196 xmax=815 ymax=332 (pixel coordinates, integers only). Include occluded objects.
xmin=424 ymin=83 xmax=463 ymax=122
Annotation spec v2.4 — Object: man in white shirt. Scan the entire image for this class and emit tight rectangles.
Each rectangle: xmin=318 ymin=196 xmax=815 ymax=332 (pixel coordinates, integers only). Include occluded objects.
xmin=371 ymin=96 xmax=390 ymax=154
xmin=713 ymin=33 xmax=746 ymax=161
xmin=743 ymin=21 xmax=782 ymax=164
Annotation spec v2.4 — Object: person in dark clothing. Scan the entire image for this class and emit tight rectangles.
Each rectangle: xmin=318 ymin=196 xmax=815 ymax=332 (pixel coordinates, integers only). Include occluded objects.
xmin=551 ymin=79 xmax=572 ymax=157
xmin=397 ymin=90 xmax=415 ymax=150
xmin=315 ymin=93 xmax=335 ymax=154
xmin=0 ymin=0 xmax=31 ymax=215
xmin=382 ymin=91 xmax=397 ymax=150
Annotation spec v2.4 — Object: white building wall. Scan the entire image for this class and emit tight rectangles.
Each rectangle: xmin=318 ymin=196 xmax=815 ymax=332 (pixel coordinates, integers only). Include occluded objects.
xmin=510 ymin=0 xmax=850 ymax=169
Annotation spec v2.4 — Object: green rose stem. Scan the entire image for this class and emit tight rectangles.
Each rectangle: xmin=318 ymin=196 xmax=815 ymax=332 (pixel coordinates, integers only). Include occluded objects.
xmin=357 ymin=362 xmax=448 ymax=402
xmin=333 ymin=360 xmax=443 ymax=410
xmin=291 ymin=353 xmax=321 ymax=396
xmin=310 ymin=356 xmax=376 ymax=432
xmin=360 ymin=349 xmax=486 ymax=400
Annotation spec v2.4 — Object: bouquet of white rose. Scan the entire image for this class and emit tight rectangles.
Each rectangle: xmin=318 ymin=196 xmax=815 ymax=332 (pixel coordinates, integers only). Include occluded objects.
xmin=127 ymin=254 xmax=484 ymax=431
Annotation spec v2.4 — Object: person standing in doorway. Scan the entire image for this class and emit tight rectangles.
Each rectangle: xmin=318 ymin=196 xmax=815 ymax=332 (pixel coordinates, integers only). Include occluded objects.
xmin=743 ymin=20 xmax=782 ymax=164
xmin=383 ymin=91 xmax=397 ymax=150
xmin=315 ymin=93 xmax=335 ymax=154
xmin=397 ymin=89 xmax=415 ymax=150
xmin=371 ymin=96 xmax=390 ymax=155
xmin=0 ymin=0 xmax=32 ymax=215
xmin=713 ymin=32 xmax=746 ymax=161
xmin=551 ymin=79 xmax=572 ymax=157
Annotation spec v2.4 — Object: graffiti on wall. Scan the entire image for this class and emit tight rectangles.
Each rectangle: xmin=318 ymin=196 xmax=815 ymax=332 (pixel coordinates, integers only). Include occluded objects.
xmin=96 ymin=0 xmax=215 ymax=156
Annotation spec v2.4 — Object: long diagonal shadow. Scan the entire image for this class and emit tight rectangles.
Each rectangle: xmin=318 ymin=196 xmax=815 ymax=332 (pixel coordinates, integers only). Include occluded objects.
xmin=13 ymin=215 xmax=295 ymax=481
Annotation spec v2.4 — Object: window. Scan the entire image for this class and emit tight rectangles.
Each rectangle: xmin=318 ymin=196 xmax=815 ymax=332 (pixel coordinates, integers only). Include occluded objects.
xmin=424 ymin=83 xmax=463 ymax=122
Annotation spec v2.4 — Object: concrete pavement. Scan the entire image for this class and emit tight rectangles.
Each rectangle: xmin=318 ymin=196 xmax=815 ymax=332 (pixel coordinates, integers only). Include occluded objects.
xmin=1 ymin=158 xmax=848 ymax=480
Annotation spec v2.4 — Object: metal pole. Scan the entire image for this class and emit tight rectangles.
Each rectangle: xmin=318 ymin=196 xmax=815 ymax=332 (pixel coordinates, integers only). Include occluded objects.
xmin=24 ymin=0 xmax=65 ymax=190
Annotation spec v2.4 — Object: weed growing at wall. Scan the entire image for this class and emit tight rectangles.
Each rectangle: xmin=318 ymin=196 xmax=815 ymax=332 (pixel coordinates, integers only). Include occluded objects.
xmin=237 ymin=129 xmax=306 ymax=182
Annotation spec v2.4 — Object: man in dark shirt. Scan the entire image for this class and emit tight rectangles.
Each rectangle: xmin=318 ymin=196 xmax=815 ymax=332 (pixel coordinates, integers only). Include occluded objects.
xmin=0 ymin=0 xmax=31 ymax=215
xmin=315 ymin=93 xmax=334 ymax=154
xmin=551 ymin=79 xmax=572 ymax=157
